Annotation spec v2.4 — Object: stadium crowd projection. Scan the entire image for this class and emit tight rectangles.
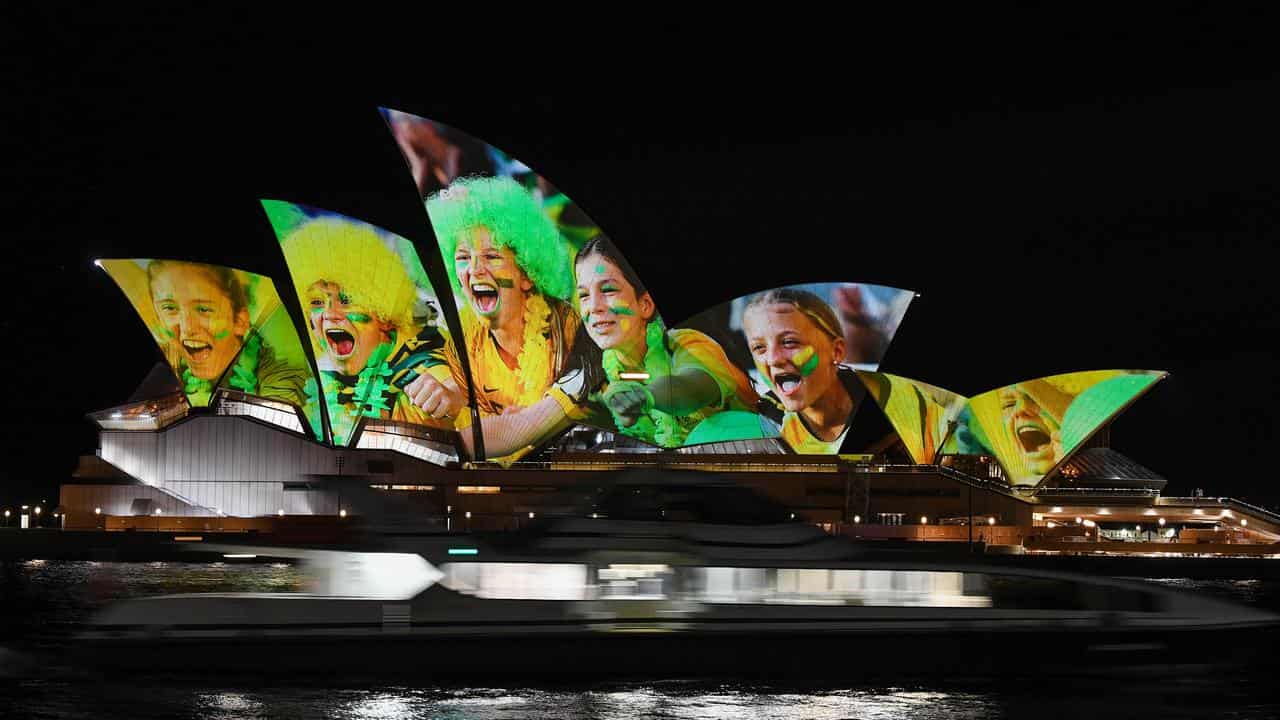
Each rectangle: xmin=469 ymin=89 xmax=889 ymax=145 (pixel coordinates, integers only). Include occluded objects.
xmin=857 ymin=370 xmax=1168 ymax=488
xmin=263 ymin=201 xmax=463 ymax=447
xmin=99 ymin=259 xmax=321 ymax=435
xmin=383 ymin=109 xmax=918 ymax=459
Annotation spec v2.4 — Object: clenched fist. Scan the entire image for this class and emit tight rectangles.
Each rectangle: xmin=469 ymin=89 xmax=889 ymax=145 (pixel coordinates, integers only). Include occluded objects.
xmin=403 ymin=371 xmax=463 ymax=420
xmin=602 ymin=381 xmax=653 ymax=428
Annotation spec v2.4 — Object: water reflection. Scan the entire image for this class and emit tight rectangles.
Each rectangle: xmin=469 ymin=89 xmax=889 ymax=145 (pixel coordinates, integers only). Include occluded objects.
xmin=4 ymin=561 xmax=1280 ymax=718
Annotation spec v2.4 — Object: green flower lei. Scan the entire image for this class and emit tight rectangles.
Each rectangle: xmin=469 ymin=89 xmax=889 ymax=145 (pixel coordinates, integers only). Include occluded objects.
xmin=600 ymin=317 xmax=686 ymax=448
xmin=304 ymin=340 xmax=397 ymax=446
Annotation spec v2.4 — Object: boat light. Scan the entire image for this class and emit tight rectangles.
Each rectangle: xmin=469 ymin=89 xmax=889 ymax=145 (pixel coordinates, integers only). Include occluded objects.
xmin=920 ymin=516 xmax=928 ymax=525
xmin=1242 ymin=519 xmax=1249 ymax=527
xmin=1075 ymin=517 xmax=1083 ymax=525
xmin=339 ymin=509 xmax=347 ymax=518
xmin=277 ymin=509 xmax=284 ymax=517
xmin=1046 ymin=521 xmax=1056 ymax=528
xmin=1082 ymin=519 xmax=1096 ymax=528
xmin=528 ymin=512 xmax=535 ymax=519
xmin=1050 ymin=507 xmax=1063 ymax=513
xmin=447 ymin=548 xmax=479 ymax=556
xmin=853 ymin=515 xmax=861 ymax=523
xmin=987 ymin=517 xmax=996 ymax=525
xmin=223 ymin=554 xmax=257 ymax=559
xmin=1143 ymin=508 xmax=1157 ymax=516
xmin=1098 ymin=508 xmax=1110 ymax=515
xmin=1193 ymin=508 xmax=1204 ymax=515
xmin=1158 ymin=518 xmax=1166 ymax=526
xmin=94 ymin=508 xmax=101 ymax=515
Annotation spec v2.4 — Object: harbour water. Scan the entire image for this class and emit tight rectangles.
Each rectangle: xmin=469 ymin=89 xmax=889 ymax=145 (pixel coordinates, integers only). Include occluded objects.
xmin=2 ymin=560 xmax=1280 ymax=719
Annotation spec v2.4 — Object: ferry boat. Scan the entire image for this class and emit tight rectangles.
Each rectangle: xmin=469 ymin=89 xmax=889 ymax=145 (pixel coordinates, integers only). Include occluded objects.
xmin=77 ymin=473 xmax=1280 ymax=679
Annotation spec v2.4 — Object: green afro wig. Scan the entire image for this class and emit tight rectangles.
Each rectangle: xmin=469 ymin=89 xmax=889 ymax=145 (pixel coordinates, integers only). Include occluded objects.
xmin=426 ymin=176 xmax=574 ymax=301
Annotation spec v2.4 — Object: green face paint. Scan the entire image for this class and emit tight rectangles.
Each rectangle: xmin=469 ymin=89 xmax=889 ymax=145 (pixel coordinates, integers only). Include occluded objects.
xmin=346 ymin=312 xmax=372 ymax=324
xmin=595 ymin=263 xmax=607 ymax=275
xmin=158 ymin=326 xmax=176 ymax=339
xmin=609 ymin=306 xmax=636 ymax=316
xmin=793 ymin=345 xmax=819 ymax=377
xmin=494 ymin=277 xmax=515 ymax=289
xmin=213 ymin=329 xmax=231 ymax=340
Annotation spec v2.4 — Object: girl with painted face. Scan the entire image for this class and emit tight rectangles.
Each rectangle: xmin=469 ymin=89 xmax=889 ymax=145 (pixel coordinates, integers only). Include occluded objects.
xmin=440 ymin=234 xmax=757 ymax=457
xmin=575 ymin=236 xmax=757 ymax=448
xmin=147 ymin=261 xmax=250 ymax=383
xmin=741 ymin=289 xmax=865 ymax=454
xmin=424 ymin=177 xmax=581 ymax=463
xmin=144 ymin=260 xmax=312 ymax=409
xmin=282 ymin=219 xmax=464 ymax=443
xmin=146 ymin=261 xmax=251 ymax=406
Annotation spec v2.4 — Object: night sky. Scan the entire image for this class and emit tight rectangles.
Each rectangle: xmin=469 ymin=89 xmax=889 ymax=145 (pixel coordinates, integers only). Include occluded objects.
xmin=3 ymin=8 xmax=1278 ymax=508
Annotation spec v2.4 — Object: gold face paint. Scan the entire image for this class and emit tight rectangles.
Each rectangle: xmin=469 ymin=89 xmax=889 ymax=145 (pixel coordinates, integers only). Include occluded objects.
xmin=793 ymin=345 xmax=819 ymax=377
xmin=755 ymin=360 xmax=774 ymax=389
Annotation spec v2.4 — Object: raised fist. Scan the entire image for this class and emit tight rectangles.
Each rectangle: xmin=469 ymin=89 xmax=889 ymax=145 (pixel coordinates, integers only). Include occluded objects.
xmin=602 ymin=381 xmax=653 ymax=428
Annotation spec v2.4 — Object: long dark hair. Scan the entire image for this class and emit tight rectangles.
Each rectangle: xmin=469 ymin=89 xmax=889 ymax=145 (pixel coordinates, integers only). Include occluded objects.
xmin=576 ymin=234 xmax=649 ymax=301
xmin=564 ymin=234 xmax=661 ymax=395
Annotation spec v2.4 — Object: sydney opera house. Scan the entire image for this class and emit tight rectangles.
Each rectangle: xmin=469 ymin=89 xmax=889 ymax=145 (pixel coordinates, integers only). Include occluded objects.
xmin=58 ymin=109 xmax=1280 ymax=554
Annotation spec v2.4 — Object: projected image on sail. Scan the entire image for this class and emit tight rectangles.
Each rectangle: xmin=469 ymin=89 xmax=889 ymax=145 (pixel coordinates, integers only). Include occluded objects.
xmin=383 ymin=109 xmax=761 ymax=459
xmin=99 ymin=259 xmax=316 ymax=422
xmin=675 ymin=283 xmax=917 ymax=454
xmin=857 ymin=372 xmax=968 ymax=463
xmin=966 ymin=370 xmax=1166 ymax=487
xmin=264 ymin=200 xmax=464 ymax=447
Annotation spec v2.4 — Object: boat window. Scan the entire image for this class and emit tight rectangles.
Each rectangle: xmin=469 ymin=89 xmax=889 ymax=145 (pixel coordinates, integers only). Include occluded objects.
xmin=596 ymin=563 xmax=672 ymax=600
xmin=441 ymin=563 xmax=588 ymax=600
xmin=689 ymin=568 xmax=992 ymax=608
xmin=687 ymin=569 xmax=1163 ymax=612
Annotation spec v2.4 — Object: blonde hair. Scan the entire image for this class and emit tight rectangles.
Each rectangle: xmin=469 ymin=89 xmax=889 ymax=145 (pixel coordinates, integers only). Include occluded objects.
xmin=743 ymin=287 xmax=843 ymax=341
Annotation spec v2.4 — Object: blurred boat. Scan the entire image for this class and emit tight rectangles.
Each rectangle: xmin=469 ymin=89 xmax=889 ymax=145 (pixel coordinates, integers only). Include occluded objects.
xmin=75 ymin=473 xmax=1280 ymax=679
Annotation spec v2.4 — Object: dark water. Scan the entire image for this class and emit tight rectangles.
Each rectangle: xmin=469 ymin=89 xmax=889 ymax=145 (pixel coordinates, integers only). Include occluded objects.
xmin=2 ymin=560 xmax=1279 ymax=719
